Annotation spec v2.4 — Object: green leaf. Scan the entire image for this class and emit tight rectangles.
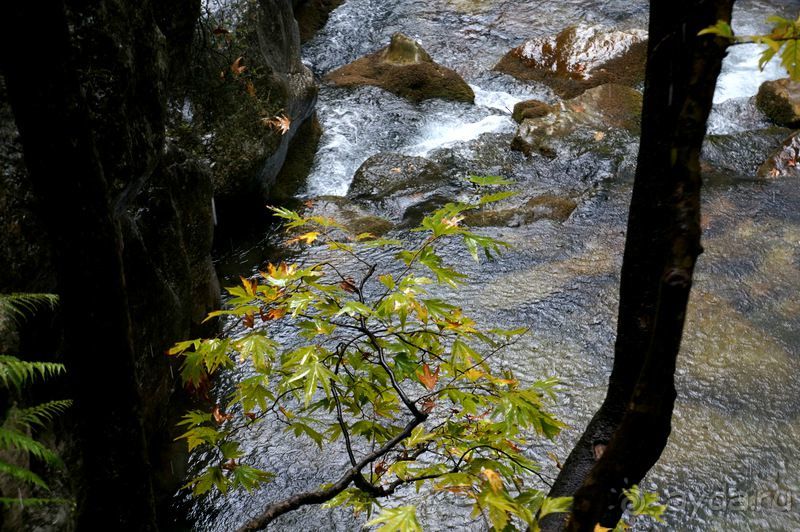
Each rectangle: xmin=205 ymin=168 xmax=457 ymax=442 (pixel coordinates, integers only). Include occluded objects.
xmin=698 ymin=20 xmax=733 ymax=38
xmin=366 ymin=505 xmax=422 ymax=532
xmin=538 ymin=496 xmax=572 ymax=518
xmin=780 ymin=39 xmax=800 ymax=80
xmin=229 ymin=464 xmax=274 ymax=492
xmin=478 ymin=191 xmax=517 ymax=205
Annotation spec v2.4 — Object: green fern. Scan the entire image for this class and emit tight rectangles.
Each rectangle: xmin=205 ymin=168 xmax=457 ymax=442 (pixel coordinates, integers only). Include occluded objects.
xmin=10 ymin=400 xmax=72 ymax=430
xmin=0 ymin=293 xmax=57 ymax=323
xmin=0 ymin=356 xmax=66 ymax=392
xmin=0 ymin=293 xmax=70 ymax=508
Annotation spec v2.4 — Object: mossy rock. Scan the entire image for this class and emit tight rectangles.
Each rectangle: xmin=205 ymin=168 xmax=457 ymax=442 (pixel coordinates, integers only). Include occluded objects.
xmin=512 ymin=100 xmax=554 ymax=123
xmin=464 ymin=194 xmax=578 ymax=227
xmin=756 ymin=78 xmax=800 ymax=128
xmin=326 ymin=33 xmax=474 ymax=103
xmin=495 ymin=24 xmax=647 ymax=99
xmin=511 ymin=84 xmax=642 ymax=157
xmin=302 ymin=196 xmax=395 ymax=235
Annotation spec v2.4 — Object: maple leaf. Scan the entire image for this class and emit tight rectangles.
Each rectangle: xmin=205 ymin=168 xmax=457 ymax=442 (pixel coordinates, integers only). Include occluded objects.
xmin=420 ymin=398 xmax=436 ymax=414
xmin=245 ymin=81 xmax=257 ymax=98
xmin=442 ymin=215 xmax=465 ymax=229
xmin=288 ymin=231 xmax=320 ymax=245
xmin=261 ymin=113 xmax=292 ymax=135
xmin=417 ymin=364 xmax=439 ymax=390
xmin=212 ymin=26 xmax=229 ymax=35
xmin=339 ymin=278 xmax=357 ymax=293
xmin=243 ymin=312 xmax=255 ymax=328
xmin=593 ymin=130 xmax=606 ymax=141
xmin=264 ymin=307 xmax=287 ymax=321
xmin=231 ymin=56 xmax=247 ymax=76
xmin=594 ymin=525 xmax=613 ymax=532
xmin=481 ymin=467 xmax=503 ymax=493
xmin=212 ymin=405 xmax=233 ymax=424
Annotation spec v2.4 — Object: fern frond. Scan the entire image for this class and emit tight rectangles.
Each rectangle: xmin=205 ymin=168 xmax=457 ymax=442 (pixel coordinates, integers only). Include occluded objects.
xmin=0 ymin=356 xmax=66 ymax=391
xmin=0 ymin=460 xmax=48 ymax=490
xmin=0 ymin=427 xmax=61 ymax=466
xmin=0 ymin=293 xmax=58 ymax=323
xmin=0 ymin=496 xmax=72 ymax=507
xmin=8 ymin=400 xmax=73 ymax=430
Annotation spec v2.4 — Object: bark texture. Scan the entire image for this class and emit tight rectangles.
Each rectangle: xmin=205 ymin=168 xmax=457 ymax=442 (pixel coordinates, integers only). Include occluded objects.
xmin=543 ymin=1 xmax=735 ymax=530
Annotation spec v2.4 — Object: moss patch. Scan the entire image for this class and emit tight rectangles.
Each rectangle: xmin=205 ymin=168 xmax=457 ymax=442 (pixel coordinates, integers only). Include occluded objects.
xmin=326 ymin=33 xmax=474 ymax=103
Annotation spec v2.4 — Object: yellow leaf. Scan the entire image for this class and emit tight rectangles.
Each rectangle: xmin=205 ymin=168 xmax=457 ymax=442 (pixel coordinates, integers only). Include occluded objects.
xmin=594 ymin=525 xmax=613 ymax=532
xmin=231 ymin=56 xmax=247 ymax=75
xmin=288 ymin=231 xmax=320 ymax=245
xmin=481 ymin=467 xmax=503 ymax=493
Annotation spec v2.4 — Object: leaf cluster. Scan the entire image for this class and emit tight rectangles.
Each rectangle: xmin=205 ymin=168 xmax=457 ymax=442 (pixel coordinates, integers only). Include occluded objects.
xmin=169 ymin=180 xmax=576 ymax=529
xmin=700 ymin=14 xmax=800 ymax=79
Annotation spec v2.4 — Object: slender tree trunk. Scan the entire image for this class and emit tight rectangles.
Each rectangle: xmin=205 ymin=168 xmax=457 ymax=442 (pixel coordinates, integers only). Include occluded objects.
xmin=543 ymin=1 xmax=734 ymax=530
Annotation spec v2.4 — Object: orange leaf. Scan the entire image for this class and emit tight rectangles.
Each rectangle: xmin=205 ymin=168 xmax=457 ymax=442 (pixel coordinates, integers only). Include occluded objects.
xmin=264 ymin=307 xmax=287 ymax=321
xmin=339 ymin=278 xmax=357 ymax=293
xmin=418 ymin=364 xmax=439 ymax=391
xmin=212 ymin=405 xmax=233 ymax=424
xmin=243 ymin=312 xmax=255 ymax=328
xmin=245 ymin=81 xmax=257 ymax=97
xmin=231 ymin=56 xmax=247 ymax=75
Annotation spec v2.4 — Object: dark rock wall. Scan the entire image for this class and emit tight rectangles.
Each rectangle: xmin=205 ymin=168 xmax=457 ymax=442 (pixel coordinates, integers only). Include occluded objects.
xmin=0 ymin=0 xmax=319 ymax=526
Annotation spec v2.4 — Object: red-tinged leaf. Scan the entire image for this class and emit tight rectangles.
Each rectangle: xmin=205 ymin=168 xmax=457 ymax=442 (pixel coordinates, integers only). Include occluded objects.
xmin=243 ymin=312 xmax=255 ymax=328
xmin=420 ymin=398 xmax=436 ymax=414
xmin=212 ymin=26 xmax=229 ymax=35
xmin=222 ymin=459 xmax=238 ymax=471
xmin=264 ymin=307 xmax=286 ymax=321
xmin=340 ymin=278 xmax=357 ymax=293
xmin=244 ymin=412 xmax=257 ymax=421
xmin=212 ymin=405 xmax=233 ymax=424
xmin=231 ymin=56 xmax=247 ymax=75
xmin=418 ymin=364 xmax=439 ymax=391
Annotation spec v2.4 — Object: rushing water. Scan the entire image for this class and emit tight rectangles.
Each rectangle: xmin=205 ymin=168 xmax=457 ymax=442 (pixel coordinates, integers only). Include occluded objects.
xmin=186 ymin=1 xmax=800 ymax=530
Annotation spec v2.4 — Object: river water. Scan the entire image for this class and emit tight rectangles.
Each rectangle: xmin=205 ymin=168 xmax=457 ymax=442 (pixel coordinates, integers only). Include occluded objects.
xmin=186 ymin=1 xmax=800 ymax=530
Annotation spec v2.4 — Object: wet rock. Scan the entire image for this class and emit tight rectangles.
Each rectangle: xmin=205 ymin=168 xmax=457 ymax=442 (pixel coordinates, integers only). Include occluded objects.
xmin=293 ymin=0 xmax=345 ymax=42
xmin=464 ymin=194 xmax=578 ymax=227
xmin=495 ymin=24 xmax=647 ymax=98
xmin=347 ymin=152 xmax=456 ymax=223
xmin=303 ymin=196 xmax=395 ymax=235
xmin=176 ymin=0 xmax=318 ymax=223
xmin=757 ymin=131 xmax=800 ymax=178
xmin=756 ymin=78 xmax=800 ymax=128
xmin=326 ymin=33 xmax=475 ymax=103
xmin=512 ymin=99 xmax=554 ymax=123
xmin=512 ymin=83 xmax=642 ymax=157
xmin=702 ymin=127 xmax=792 ymax=181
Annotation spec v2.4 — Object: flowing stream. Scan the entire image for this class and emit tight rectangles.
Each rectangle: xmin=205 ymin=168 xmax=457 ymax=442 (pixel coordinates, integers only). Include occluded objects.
xmin=186 ymin=1 xmax=800 ymax=530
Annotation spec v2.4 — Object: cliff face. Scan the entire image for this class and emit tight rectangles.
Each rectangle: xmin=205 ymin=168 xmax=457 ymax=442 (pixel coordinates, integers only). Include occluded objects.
xmin=0 ymin=0 xmax=318 ymax=527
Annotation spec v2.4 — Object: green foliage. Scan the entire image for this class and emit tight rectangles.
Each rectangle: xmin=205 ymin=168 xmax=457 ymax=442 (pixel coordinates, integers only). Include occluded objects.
xmin=169 ymin=184 xmax=575 ymax=530
xmin=700 ymin=13 xmax=800 ymax=80
xmin=0 ymin=294 xmax=71 ymax=508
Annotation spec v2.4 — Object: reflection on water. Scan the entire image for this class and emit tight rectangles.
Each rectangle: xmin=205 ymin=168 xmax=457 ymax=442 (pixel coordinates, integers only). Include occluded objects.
xmin=185 ymin=0 xmax=800 ymax=529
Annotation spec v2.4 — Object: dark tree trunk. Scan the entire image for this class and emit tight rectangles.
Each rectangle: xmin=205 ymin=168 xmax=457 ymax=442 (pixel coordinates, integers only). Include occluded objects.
xmin=543 ymin=1 xmax=734 ymax=530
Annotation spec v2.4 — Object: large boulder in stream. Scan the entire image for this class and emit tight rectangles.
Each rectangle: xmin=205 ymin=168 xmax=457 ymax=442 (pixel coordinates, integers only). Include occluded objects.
xmin=326 ymin=33 xmax=475 ymax=103
xmin=346 ymin=153 xmax=458 ymax=222
xmin=511 ymin=83 xmax=643 ymax=157
xmin=495 ymin=24 xmax=648 ymax=98
xmin=756 ymin=78 xmax=800 ymax=128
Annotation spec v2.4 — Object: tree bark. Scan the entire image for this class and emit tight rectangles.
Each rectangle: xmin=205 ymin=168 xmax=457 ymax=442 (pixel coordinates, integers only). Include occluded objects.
xmin=543 ymin=1 xmax=734 ymax=530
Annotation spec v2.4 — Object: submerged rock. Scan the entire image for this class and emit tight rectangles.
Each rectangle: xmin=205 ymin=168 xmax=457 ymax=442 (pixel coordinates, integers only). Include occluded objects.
xmin=346 ymin=152 xmax=456 ymax=222
xmin=756 ymin=78 xmax=800 ymax=128
xmin=702 ymin=127 xmax=791 ymax=181
xmin=757 ymin=131 xmax=800 ymax=178
xmin=464 ymin=194 xmax=578 ymax=227
xmin=495 ymin=24 xmax=647 ymax=98
xmin=302 ymin=196 xmax=395 ymax=235
xmin=326 ymin=33 xmax=475 ymax=103
xmin=511 ymin=83 xmax=642 ymax=157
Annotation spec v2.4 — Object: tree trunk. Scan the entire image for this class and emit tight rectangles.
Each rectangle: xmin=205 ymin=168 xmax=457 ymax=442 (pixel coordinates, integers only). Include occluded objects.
xmin=543 ymin=1 xmax=734 ymax=530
